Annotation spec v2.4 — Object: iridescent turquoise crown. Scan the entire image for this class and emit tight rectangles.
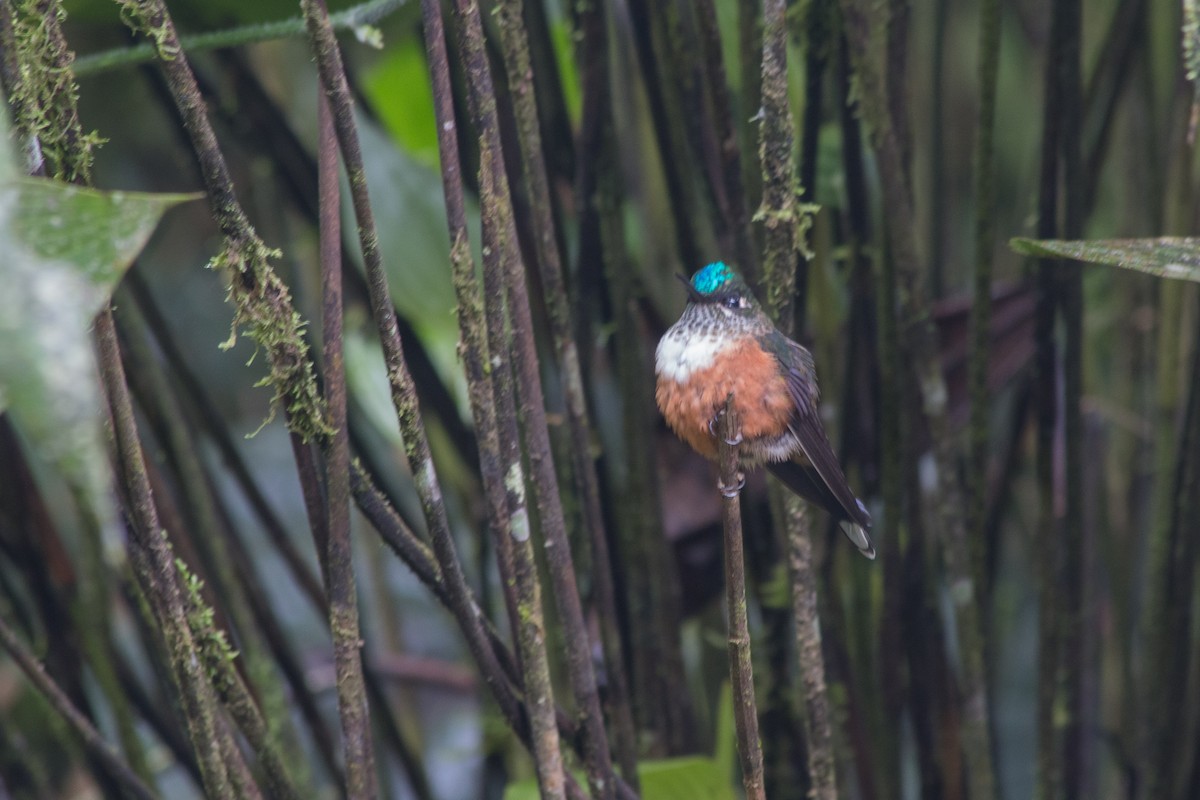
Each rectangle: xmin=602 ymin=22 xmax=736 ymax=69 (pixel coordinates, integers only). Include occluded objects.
xmin=691 ymin=261 xmax=736 ymax=295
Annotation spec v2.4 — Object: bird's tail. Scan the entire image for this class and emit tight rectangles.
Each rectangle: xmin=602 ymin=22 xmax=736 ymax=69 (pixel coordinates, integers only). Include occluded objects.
xmin=766 ymin=460 xmax=876 ymax=559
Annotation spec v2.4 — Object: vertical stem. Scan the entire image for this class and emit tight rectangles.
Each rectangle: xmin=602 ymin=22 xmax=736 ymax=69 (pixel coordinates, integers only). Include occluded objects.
xmin=837 ymin=2 xmax=996 ymax=796
xmin=696 ymin=0 xmax=759 ymax=278
xmin=739 ymin=0 xmax=763 ymax=219
xmin=448 ymin=1 xmax=617 ymax=796
xmin=788 ymin=493 xmax=838 ymax=800
xmin=95 ymin=309 xmax=238 ymax=798
xmin=1147 ymin=307 xmax=1200 ymax=799
xmin=419 ymin=0 xmax=567 ymax=796
xmin=1055 ymin=0 xmax=1086 ymax=795
xmin=580 ymin=0 xmax=694 ymax=758
xmin=717 ymin=399 xmax=765 ymax=800
xmin=760 ymin=1 xmax=839 ymax=795
xmin=492 ymin=0 xmax=638 ymax=784
xmin=968 ymin=0 xmax=1001 ymax=593
xmin=794 ymin=0 xmax=832 ymax=336
xmin=927 ymin=0 xmax=948 ymax=297
xmin=625 ymin=0 xmax=704 ymax=269
xmin=1033 ymin=6 xmax=1062 ymax=798
xmin=316 ymin=81 xmax=377 ymax=800
xmin=758 ymin=0 xmax=800 ymax=324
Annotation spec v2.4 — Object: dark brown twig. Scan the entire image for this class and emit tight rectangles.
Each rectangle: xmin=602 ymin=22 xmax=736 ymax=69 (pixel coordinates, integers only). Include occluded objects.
xmin=759 ymin=2 xmax=839 ymax=795
xmin=420 ymin=0 xmax=567 ymax=794
xmin=837 ymin=3 xmax=997 ymax=795
xmin=448 ymin=0 xmax=618 ymax=795
xmin=0 ymin=612 xmax=158 ymax=800
xmin=96 ymin=309 xmax=238 ymax=797
xmin=968 ymin=0 xmax=1001 ymax=584
xmin=717 ymin=397 xmax=764 ymax=800
xmin=696 ymin=0 xmax=758 ymax=278
xmin=492 ymin=0 xmax=638 ymax=784
xmin=316 ymin=76 xmax=377 ymax=799
xmin=1054 ymin=1 xmax=1087 ymax=795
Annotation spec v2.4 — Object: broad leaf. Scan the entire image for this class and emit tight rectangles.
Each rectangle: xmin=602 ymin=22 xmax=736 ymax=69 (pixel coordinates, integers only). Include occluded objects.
xmin=0 ymin=114 xmax=198 ymax=536
xmin=1010 ymin=237 xmax=1200 ymax=283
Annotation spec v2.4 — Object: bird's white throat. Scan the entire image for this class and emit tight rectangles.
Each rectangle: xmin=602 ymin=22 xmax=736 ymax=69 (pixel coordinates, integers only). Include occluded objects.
xmin=655 ymin=324 xmax=734 ymax=383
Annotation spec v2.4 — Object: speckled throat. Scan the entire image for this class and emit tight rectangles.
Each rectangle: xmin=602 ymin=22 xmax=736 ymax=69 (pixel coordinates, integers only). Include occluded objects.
xmin=672 ymin=300 xmax=771 ymax=340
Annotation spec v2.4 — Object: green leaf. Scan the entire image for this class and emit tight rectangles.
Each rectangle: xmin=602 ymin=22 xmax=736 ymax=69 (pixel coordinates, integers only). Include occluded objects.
xmin=361 ymin=40 xmax=440 ymax=167
xmin=1009 ymin=237 xmax=1200 ymax=282
xmin=502 ymin=757 xmax=735 ymax=800
xmin=504 ymin=688 xmax=736 ymax=800
xmin=0 ymin=113 xmax=198 ymax=538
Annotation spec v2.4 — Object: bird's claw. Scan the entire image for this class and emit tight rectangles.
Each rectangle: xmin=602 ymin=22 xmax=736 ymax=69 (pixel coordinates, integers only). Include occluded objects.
xmin=708 ymin=411 xmax=743 ymax=446
xmin=718 ymin=473 xmax=746 ymax=498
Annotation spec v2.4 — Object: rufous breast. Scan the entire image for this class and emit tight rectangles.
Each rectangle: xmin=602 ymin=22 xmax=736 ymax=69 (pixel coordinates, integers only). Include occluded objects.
xmin=655 ymin=335 xmax=794 ymax=460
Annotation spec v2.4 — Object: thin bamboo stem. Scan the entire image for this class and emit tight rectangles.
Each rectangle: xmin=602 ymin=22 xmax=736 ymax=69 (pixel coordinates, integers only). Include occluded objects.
xmin=420 ymin=0 xmax=567 ymax=795
xmin=759 ymin=1 xmax=840 ymax=796
xmin=625 ymin=0 xmax=704 ymax=269
xmin=1054 ymin=0 xmax=1087 ymax=794
xmin=968 ymin=0 xmax=1000 ymax=594
xmin=788 ymin=492 xmax=838 ymax=800
xmin=294 ymin=0 xmax=497 ymax=741
xmin=837 ymin=2 xmax=996 ymax=796
xmin=717 ymin=399 xmax=765 ymax=800
xmin=758 ymin=0 xmax=800 ymax=325
xmin=696 ymin=0 xmax=758 ymax=278
xmin=447 ymin=1 xmax=617 ymax=795
xmin=96 ymin=309 xmax=238 ymax=797
xmin=316 ymin=78 xmax=377 ymax=799
xmin=492 ymin=0 xmax=638 ymax=782
xmin=0 ymin=612 xmax=158 ymax=800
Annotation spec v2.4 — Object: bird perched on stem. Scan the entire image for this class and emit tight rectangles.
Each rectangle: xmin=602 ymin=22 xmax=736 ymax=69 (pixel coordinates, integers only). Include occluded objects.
xmin=655 ymin=261 xmax=875 ymax=559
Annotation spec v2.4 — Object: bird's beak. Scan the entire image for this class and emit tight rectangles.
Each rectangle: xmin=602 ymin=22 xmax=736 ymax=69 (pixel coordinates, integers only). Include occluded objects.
xmin=676 ymin=273 xmax=705 ymax=303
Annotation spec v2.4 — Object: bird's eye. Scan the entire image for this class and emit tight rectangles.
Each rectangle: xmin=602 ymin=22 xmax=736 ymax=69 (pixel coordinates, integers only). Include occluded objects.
xmin=724 ymin=295 xmax=741 ymax=309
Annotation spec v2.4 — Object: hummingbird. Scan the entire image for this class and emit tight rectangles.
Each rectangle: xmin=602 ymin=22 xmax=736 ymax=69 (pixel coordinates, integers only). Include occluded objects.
xmin=655 ymin=261 xmax=875 ymax=559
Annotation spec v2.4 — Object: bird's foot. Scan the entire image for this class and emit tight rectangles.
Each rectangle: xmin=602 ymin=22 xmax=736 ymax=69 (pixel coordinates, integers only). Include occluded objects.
xmin=717 ymin=472 xmax=746 ymax=498
xmin=707 ymin=411 xmax=743 ymax=446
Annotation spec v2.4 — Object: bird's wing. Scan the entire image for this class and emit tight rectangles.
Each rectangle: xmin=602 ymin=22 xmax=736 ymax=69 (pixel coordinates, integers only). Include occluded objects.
xmin=774 ymin=338 xmax=873 ymax=534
